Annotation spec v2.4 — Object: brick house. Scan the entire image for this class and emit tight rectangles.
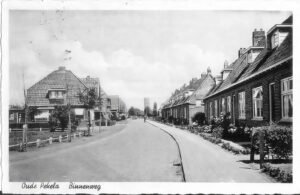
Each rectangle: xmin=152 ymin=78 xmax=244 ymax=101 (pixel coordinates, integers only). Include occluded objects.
xmin=161 ymin=69 xmax=215 ymax=125
xmin=203 ymin=16 xmax=292 ymax=127
xmin=26 ymin=66 xmax=101 ymax=122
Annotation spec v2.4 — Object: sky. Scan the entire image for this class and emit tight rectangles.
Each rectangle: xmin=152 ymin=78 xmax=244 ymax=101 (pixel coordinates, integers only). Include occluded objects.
xmin=9 ymin=10 xmax=291 ymax=110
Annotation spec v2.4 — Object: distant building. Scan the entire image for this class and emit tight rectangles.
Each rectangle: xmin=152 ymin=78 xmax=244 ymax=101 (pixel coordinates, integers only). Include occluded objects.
xmin=81 ymin=76 xmax=110 ymax=121
xmin=144 ymin=97 xmax=150 ymax=109
xmin=9 ymin=105 xmax=25 ymax=125
xmin=108 ymin=95 xmax=126 ymax=118
xmin=161 ymin=68 xmax=215 ymax=125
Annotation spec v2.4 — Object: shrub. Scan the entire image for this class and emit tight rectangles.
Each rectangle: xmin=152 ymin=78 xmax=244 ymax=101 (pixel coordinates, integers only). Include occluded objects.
xmin=168 ymin=115 xmax=174 ymax=123
xmin=212 ymin=126 xmax=224 ymax=139
xmin=192 ymin=112 xmax=206 ymax=126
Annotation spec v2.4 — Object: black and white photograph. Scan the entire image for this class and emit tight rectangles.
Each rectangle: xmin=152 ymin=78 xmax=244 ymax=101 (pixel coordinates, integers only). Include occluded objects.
xmin=1 ymin=0 xmax=300 ymax=194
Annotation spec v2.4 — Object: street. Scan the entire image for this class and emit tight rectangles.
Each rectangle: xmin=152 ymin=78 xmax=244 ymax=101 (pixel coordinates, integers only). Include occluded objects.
xmin=10 ymin=119 xmax=182 ymax=182
xmin=10 ymin=119 xmax=273 ymax=182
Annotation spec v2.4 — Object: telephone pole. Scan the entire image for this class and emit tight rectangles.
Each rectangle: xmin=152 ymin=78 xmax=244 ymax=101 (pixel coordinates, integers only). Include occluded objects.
xmin=21 ymin=70 xmax=28 ymax=152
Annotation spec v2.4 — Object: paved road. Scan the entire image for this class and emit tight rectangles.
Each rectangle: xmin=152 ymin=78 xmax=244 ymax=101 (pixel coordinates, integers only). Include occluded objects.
xmin=148 ymin=121 xmax=274 ymax=183
xmin=10 ymin=119 xmax=182 ymax=182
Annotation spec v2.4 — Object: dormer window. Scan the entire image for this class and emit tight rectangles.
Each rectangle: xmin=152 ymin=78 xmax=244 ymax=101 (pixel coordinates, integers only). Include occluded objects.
xmin=267 ymin=24 xmax=292 ymax=49
xmin=246 ymin=47 xmax=264 ymax=64
xmin=270 ymin=29 xmax=289 ymax=49
xmin=48 ymin=89 xmax=66 ymax=99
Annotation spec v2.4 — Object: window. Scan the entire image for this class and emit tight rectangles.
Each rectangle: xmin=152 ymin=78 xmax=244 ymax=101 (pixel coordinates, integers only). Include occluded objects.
xmin=281 ymin=77 xmax=293 ymax=120
xmin=49 ymin=90 xmax=65 ymax=99
xmin=252 ymin=86 xmax=263 ymax=119
xmin=214 ymin=100 xmax=218 ymax=117
xmin=209 ymin=102 xmax=213 ymax=119
xmin=10 ymin=113 xmax=14 ymax=120
xmin=222 ymin=98 xmax=225 ymax=114
xmin=227 ymin=96 xmax=231 ymax=114
xmin=271 ymin=31 xmax=279 ymax=49
xmin=238 ymin=91 xmax=246 ymax=119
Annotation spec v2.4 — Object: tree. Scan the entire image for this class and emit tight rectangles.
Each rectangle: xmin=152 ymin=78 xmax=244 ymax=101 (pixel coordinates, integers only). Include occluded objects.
xmin=27 ymin=107 xmax=41 ymax=122
xmin=153 ymin=102 xmax=158 ymax=117
xmin=128 ymin=106 xmax=136 ymax=116
xmin=78 ymin=88 xmax=98 ymax=136
xmin=49 ymin=105 xmax=70 ymax=132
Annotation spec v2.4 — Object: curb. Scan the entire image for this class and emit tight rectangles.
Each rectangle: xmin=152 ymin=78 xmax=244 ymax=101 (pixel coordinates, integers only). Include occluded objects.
xmin=147 ymin=121 xmax=186 ymax=182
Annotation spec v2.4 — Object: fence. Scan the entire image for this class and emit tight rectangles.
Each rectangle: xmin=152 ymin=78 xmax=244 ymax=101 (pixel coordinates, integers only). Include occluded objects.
xmin=9 ymin=132 xmax=84 ymax=150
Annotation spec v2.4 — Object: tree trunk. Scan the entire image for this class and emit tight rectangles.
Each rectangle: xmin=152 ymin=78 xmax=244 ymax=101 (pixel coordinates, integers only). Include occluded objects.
xmin=88 ymin=109 xmax=91 ymax=136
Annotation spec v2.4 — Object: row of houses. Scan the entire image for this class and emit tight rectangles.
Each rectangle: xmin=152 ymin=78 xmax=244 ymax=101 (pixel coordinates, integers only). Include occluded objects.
xmin=9 ymin=66 xmax=127 ymax=126
xmin=161 ymin=15 xmax=293 ymax=127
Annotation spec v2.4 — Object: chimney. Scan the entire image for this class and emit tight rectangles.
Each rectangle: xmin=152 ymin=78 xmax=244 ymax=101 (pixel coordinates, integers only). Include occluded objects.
xmin=252 ymin=28 xmax=266 ymax=47
xmin=238 ymin=48 xmax=247 ymax=58
xmin=222 ymin=60 xmax=232 ymax=81
xmin=207 ymin=67 xmax=211 ymax=75
xmin=58 ymin=66 xmax=66 ymax=71
xmin=201 ymin=72 xmax=206 ymax=78
xmin=224 ymin=60 xmax=228 ymax=69
xmin=215 ymin=75 xmax=222 ymax=85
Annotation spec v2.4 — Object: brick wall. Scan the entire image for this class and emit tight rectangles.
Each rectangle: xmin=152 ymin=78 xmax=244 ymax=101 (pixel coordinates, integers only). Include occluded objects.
xmin=204 ymin=61 xmax=292 ymax=127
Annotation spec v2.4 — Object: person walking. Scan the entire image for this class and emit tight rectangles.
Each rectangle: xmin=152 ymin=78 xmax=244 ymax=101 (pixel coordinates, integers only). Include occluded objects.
xmin=144 ymin=115 xmax=147 ymax=123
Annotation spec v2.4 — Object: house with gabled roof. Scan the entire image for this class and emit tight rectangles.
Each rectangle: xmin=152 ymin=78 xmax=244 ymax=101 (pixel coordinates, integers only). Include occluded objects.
xmin=161 ymin=68 xmax=215 ymax=125
xmin=203 ymin=15 xmax=293 ymax=127
xmin=26 ymin=66 xmax=99 ymax=122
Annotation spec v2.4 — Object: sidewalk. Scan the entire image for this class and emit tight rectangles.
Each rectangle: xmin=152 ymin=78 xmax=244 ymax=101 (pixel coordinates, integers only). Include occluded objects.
xmin=147 ymin=120 xmax=274 ymax=183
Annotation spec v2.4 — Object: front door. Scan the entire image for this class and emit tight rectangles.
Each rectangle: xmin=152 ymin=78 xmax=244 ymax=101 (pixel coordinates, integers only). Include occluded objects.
xmin=269 ymin=83 xmax=275 ymax=122
xmin=232 ymin=95 xmax=236 ymax=124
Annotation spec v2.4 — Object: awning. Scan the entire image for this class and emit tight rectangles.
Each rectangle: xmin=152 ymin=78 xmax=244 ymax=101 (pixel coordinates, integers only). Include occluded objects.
xmin=35 ymin=110 xmax=50 ymax=118
xmin=74 ymin=108 xmax=85 ymax=115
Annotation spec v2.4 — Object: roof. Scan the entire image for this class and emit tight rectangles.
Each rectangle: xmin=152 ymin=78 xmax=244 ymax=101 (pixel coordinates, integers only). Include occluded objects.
xmin=27 ymin=68 xmax=88 ymax=107
xmin=81 ymin=76 xmax=100 ymax=90
xmin=206 ymin=53 xmax=248 ymax=96
xmin=205 ymin=32 xmax=292 ymax=99
xmin=282 ymin=15 xmax=293 ymax=25
xmin=163 ymin=74 xmax=214 ymax=108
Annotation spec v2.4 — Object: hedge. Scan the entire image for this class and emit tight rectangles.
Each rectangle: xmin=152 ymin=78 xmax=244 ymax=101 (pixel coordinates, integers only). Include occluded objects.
xmin=261 ymin=163 xmax=292 ymax=183
xmin=252 ymin=125 xmax=292 ymax=160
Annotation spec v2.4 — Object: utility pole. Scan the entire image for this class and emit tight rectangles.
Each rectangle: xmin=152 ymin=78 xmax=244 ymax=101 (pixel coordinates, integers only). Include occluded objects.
xmin=99 ymin=84 xmax=102 ymax=133
xmin=67 ymin=85 xmax=72 ymax=142
xmin=21 ymin=70 xmax=28 ymax=152
xmin=87 ymin=92 xmax=91 ymax=136
xmin=64 ymin=49 xmax=72 ymax=142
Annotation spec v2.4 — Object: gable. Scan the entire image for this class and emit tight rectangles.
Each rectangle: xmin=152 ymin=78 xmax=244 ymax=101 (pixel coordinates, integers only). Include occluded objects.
xmin=27 ymin=69 xmax=87 ymax=107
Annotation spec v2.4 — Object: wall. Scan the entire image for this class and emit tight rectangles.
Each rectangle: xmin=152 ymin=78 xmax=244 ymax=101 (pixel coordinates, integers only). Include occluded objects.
xmin=204 ymin=61 xmax=292 ymax=127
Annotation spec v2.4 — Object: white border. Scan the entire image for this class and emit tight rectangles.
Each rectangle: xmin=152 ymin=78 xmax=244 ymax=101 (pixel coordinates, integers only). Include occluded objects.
xmin=1 ymin=0 xmax=300 ymax=194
